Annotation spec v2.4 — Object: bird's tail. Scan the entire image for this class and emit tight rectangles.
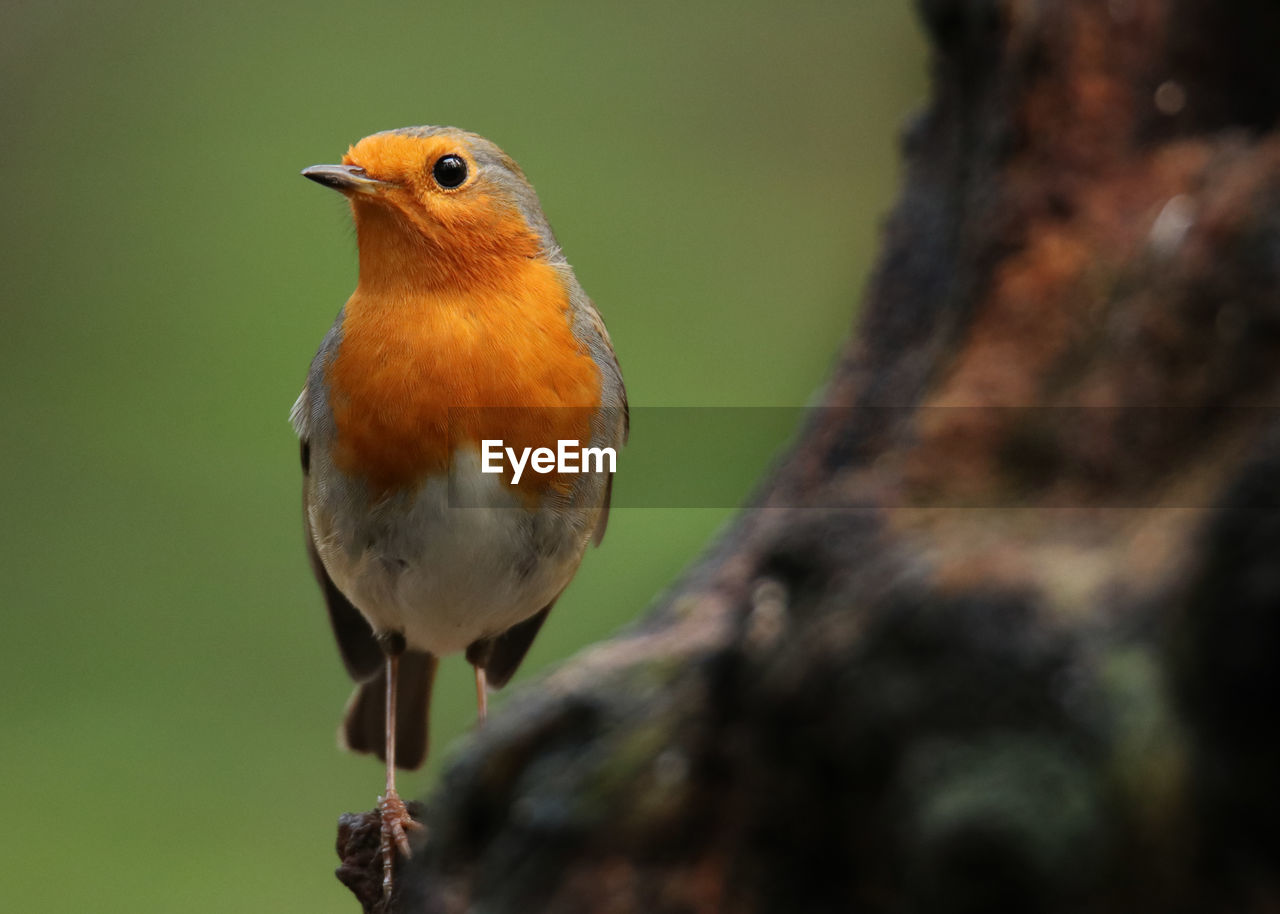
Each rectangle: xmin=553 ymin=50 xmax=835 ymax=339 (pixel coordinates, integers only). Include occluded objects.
xmin=340 ymin=649 xmax=438 ymax=770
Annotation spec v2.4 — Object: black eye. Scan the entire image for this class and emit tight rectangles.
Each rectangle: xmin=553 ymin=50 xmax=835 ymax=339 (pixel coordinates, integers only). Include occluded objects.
xmin=432 ymin=154 xmax=468 ymax=189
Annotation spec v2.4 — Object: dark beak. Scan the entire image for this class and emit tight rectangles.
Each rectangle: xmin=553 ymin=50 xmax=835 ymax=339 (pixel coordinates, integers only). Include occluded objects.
xmin=301 ymin=164 xmax=392 ymax=195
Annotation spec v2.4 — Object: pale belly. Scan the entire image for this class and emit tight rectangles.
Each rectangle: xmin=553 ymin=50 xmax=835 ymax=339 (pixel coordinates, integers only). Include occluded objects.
xmin=308 ymin=449 xmax=600 ymax=656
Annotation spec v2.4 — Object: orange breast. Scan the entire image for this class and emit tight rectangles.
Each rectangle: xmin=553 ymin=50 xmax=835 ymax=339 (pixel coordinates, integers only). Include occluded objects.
xmin=325 ymin=256 xmax=601 ymax=499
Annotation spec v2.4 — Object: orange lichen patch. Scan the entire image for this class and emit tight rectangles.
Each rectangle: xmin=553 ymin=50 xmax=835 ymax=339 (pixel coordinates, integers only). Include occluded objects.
xmin=327 ymin=253 xmax=600 ymax=498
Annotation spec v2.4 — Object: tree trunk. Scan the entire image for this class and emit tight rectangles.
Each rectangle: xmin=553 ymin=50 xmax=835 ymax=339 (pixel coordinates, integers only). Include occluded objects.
xmin=337 ymin=1 xmax=1280 ymax=910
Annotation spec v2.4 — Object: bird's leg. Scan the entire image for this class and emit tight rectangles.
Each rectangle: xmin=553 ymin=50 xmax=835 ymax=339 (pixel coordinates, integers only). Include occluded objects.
xmin=377 ymin=652 xmax=420 ymax=899
xmin=474 ymin=664 xmax=489 ymax=723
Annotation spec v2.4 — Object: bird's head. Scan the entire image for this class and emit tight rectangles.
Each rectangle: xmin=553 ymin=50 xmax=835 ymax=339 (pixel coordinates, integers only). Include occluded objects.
xmin=303 ymin=126 xmax=559 ymax=289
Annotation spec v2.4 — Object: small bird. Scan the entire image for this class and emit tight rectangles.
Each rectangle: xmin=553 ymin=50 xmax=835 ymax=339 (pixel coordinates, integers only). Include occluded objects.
xmin=292 ymin=126 xmax=626 ymax=896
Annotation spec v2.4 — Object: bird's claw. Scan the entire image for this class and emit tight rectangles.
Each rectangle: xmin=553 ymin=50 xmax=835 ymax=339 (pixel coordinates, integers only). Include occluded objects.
xmin=378 ymin=790 xmax=421 ymax=857
xmin=377 ymin=789 xmax=423 ymax=897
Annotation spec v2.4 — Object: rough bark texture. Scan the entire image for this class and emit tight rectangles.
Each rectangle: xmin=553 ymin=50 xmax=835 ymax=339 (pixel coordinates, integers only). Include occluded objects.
xmin=337 ymin=1 xmax=1280 ymax=910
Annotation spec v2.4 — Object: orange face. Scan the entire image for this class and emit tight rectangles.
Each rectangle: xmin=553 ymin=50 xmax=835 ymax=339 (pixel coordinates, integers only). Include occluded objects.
xmin=326 ymin=131 xmax=545 ymax=293
xmin=314 ymin=130 xmax=602 ymax=499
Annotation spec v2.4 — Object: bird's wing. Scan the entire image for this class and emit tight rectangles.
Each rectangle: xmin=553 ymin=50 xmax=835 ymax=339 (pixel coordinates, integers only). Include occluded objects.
xmin=302 ymin=446 xmax=383 ymax=682
xmin=591 ymin=376 xmax=627 ymax=546
xmin=464 ymin=602 xmax=555 ymax=690
xmin=584 ymin=297 xmax=628 ymax=547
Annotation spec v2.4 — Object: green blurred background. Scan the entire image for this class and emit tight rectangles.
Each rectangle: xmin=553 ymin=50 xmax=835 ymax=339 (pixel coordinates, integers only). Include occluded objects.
xmin=0 ymin=2 xmax=925 ymax=910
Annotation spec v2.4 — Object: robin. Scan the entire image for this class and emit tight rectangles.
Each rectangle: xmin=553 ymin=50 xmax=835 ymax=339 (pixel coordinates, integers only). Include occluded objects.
xmin=293 ymin=126 xmax=627 ymax=896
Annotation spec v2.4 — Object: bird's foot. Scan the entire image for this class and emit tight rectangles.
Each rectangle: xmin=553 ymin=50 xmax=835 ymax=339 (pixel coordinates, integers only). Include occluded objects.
xmin=377 ymin=789 xmax=422 ymax=897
